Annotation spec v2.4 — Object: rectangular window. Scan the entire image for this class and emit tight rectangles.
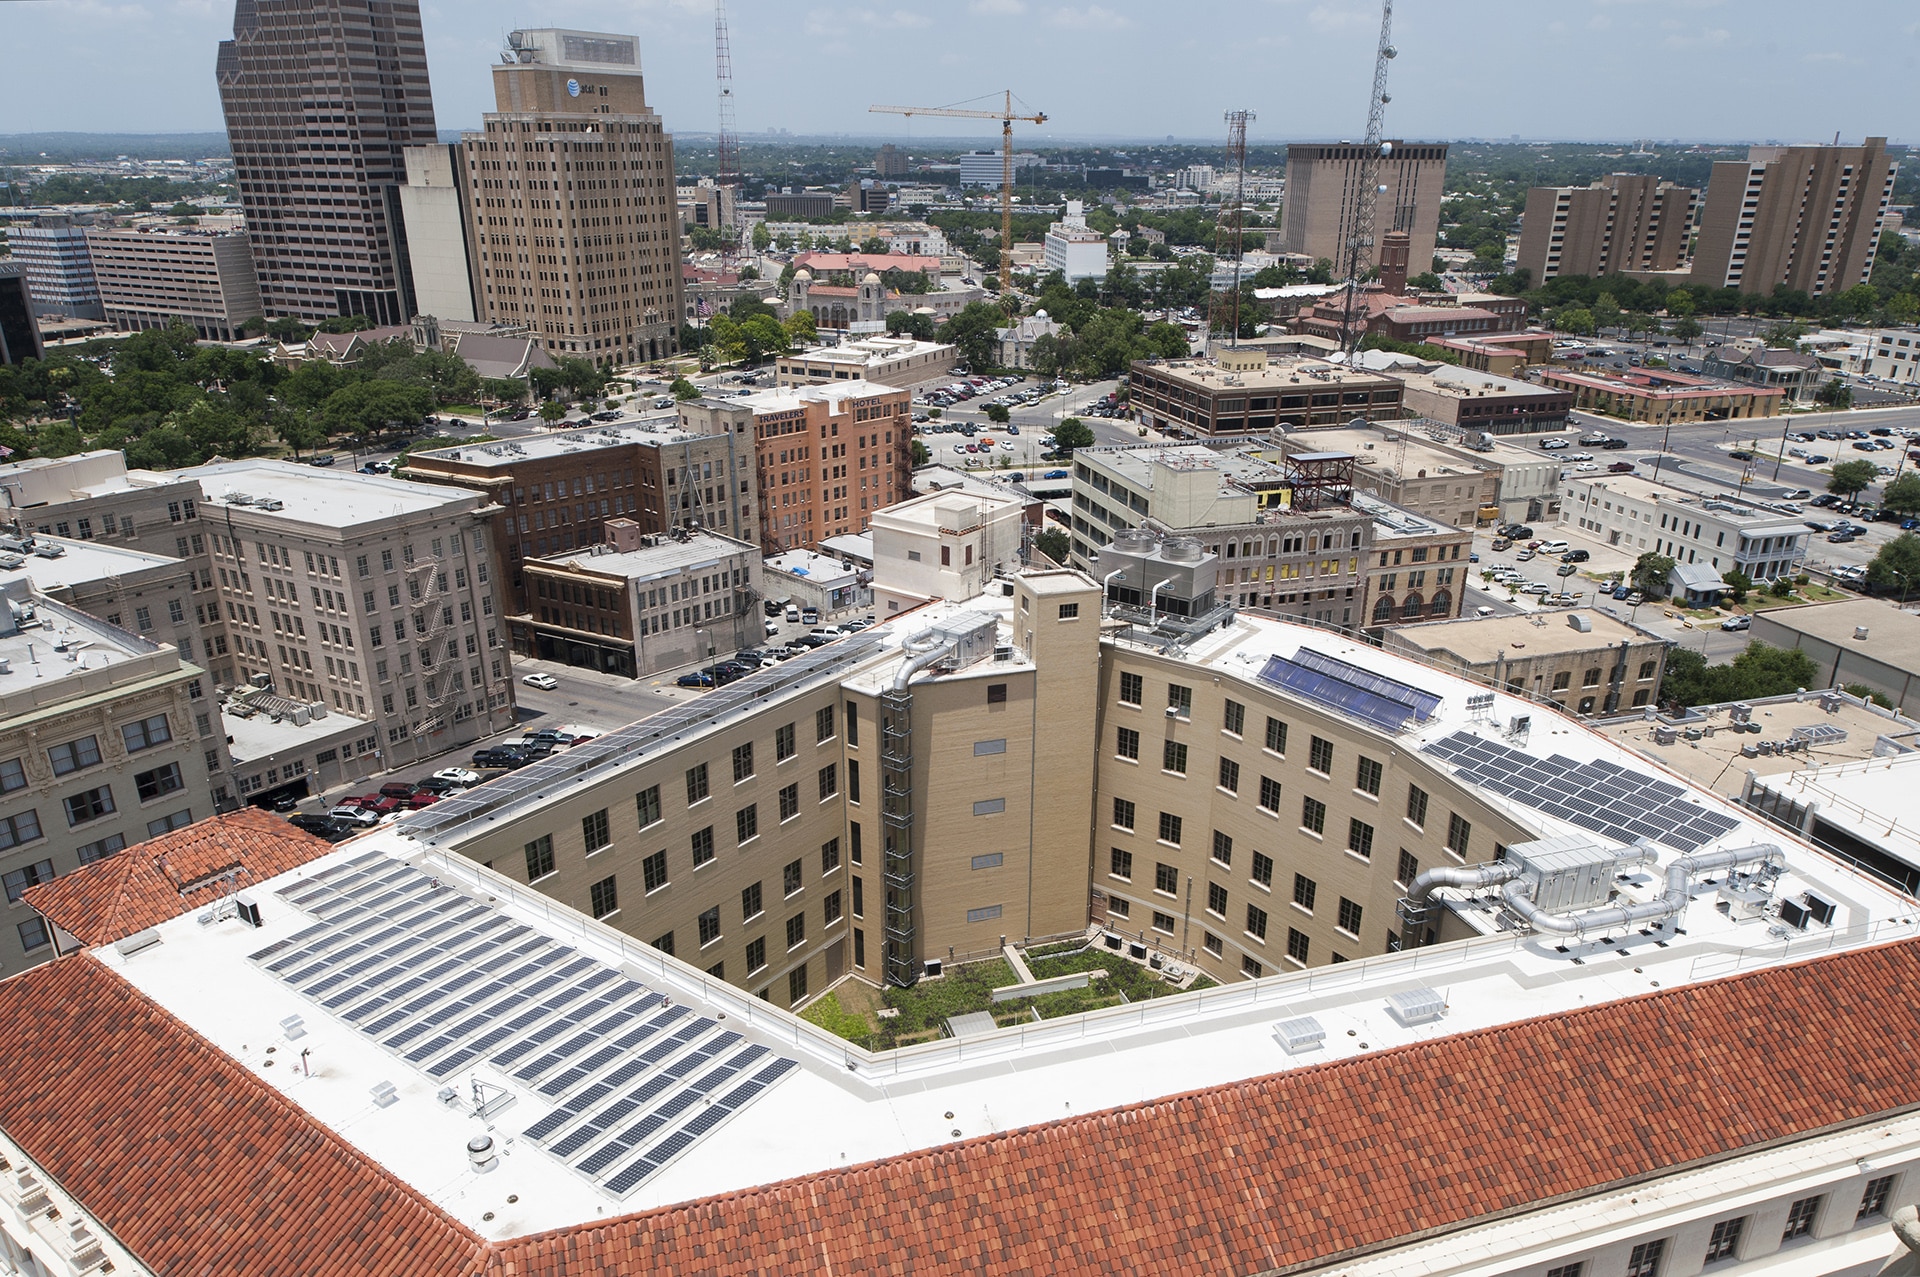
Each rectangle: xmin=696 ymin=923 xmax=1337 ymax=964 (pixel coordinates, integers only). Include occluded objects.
xmin=1057 ymin=602 xmax=1079 ymax=619
xmin=635 ymin=785 xmax=661 ymax=829
xmin=786 ymin=912 xmax=806 ymax=949
xmin=972 ymin=798 xmax=1006 ymax=816
xmin=76 ymin=833 xmax=125 ymax=864
xmin=525 ymin=834 xmax=554 ymax=881
xmin=2 ymin=859 xmax=54 ymax=903
xmin=1446 ymin=812 xmax=1471 ymax=857
xmin=1292 ymin=874 xmax=1317 ymax=911
xmin=121 ymin=715 xmax=172 ymax=753
xmin=971 ymin=853 xmax=1003 ymax=870
xmin=1704 ymin=1217 xmax=1745 ymax=1262
xmin=746 ymin=937 xmax=766 ymax=972
xmin=1167 ymin=684 xmax=1191 ymax=716
xmin=1406 ymin=784 xmax=1429 ymax=828
xmin=589 ymin=876 xmax=619 ymax=919
xmin=1204 ymin=932 xmax=1223 ymax=957
xmin=986 ymin=683 xmax=1007 ymax=705
xmin=818 ymin=763 xmax=838 ymax=801
xmin=779 ymin=783 xmax=801 ymax=821
xmin=1286 ymin=927 xmax=1309 ymax=964
xmin=1347 ymin=818 xmax=1374 ymax=859
xmin=1162 ymin=740 xmax=1188 ymax=774
xmin=1546 ymin=1265 xmax=1585 ymax=1277
xmin=822 ymin=838 xmax=841 ymax=874
xmin=789 ymin=966 xmax=809 ymax=1004
xmin=1157 ymin=811 xmax=1182 ymax=845
xmin=698 ymin=906 xmax=722 ymax=946
xmin=824 ymin=890 xmax=843 ymax=923
xmin=848 ymin=760 xmax=861 ymax=803
xmin=1115 ymin=726 xmax=1140 ymax=760
xmin=1154 ymin=862 xmax=1178 ymax=895
xmin=1860 ymin=1176 xmax=1896 ymax=1221
xmin=1782 ymin=1196 xmax=1822 ymax=1242
xmin=1207 ymin=882 xmax=1227 ymax=916
xmin=1301 ymin=796 xmax=1326 ymax=835
xmin=817 ymin=704 xmax=836 ymax=742
xmin=135 ymin=763 xmax=185 ymax=802
xmin=146 ymin=809 xmax=191 ymax=838
xmin=1397 ymin=849 xmax=1419 ymax=889
xmin=1264 ymin=716 xmax=1288 ymax=756
xmin=775 ymin=723 xmax=796 ymax=761
xmin=1151 ymin=910 xmax=1175 ymax=933
xmin=1337 ymin=897 xmax=1363 ymax=936
xmin=784 ymin=858 xmax=804 ymax=897
xmin=1246 ymin=904 xmax=1268 ymax=940
xmin=49 ymin=735 xmax=102 ymax=776
xmin=1217 ymin=757 xmax=1240 ymax=793
xmin=973 ymin=738 xmax=1006 ymax=756
xmin=1251 ymin=850 xmax=1273 ymax=888
xmin=736 ymin=804 xmax=759 ymax=844
xmin=1308 ymin=736 xmax=1333 ymax=774
xmin=1625 ymin=1239 xmax=1665 ymax=1277
xmin=686 ymin=762 xmax=710 ymax=805
xmin=1211 ymin=829 xmax=1232 ymax=866
xmin=17 ymin=918 xmax=49 ymax=953
xmin=1242 ymin=955 xmax=1262 ymax=978
xmin=582 ymin=809 xmax=611 ymax=854
xmin=642 ymin=849 xmax=669 ymax=893
xmin=1112 ymin=797 xmax=1136 ymax=830
xmin=0 ymin=758 xmax=23 ymax=794
xmin=691 ymin=826 xmax=715 ymax=868
xmin=1258 ymin=776 xmax=1282 ymax=813
xmin=732 ymin=742 xmax=755 ymax=783
xmin=64 ymin=785 xmax=114 ymax=826
xmin=967 ymin=904 xmax=1004 ymax=924
xmin=1356 ymin=756 xmax=1382 ymax=796
xmin=1110 ymin=847 xmax=1133 ymax=880
xmin=1118 ymin=671 xmax=1143 ymax=706
xmin=743 ymin=881 xmax=763 ymax=920
xmin=1222 ymin=699 xmax=1244 ymax=736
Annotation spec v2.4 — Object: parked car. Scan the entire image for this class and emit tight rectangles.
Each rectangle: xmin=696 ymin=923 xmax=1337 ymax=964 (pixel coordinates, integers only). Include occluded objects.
xmin=676 ymin=671 xmax=714 ymax=688
xmin=1720 ymin=616 xmax=1752 ymax=632
xmin=328 ymin=805 xmax=380 ymax=826
xmin=1608 ymin=461 xmax=1636 ymax=473
xmin=1539 ymin=438 xmax=1569 ymax=450
xmin=1562 ymin=549 xmax=1590 ymax=563
xmin=521 ymin=672 xmax=559 ymax=691
xmin=1828 ymin=531 xmax=1859 ymax=543
xmin=1538 ymin=540 xmax=1569 ymax=554
xmin=308 ymin=453 xmax=336 ymax=467
xmin=1600 ymin=438 xmax=1630 ymax=450
xmin=379 ymin=781 xmax=416 ymax=800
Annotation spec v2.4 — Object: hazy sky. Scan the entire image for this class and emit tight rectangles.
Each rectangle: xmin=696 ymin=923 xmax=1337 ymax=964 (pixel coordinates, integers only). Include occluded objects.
xmin=1 ymin=0 xmax=1913 ymax=147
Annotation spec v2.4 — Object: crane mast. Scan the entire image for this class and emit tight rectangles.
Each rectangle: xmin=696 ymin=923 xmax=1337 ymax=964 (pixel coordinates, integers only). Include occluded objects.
xmin=1337 ymin=0 xmax=1397 ymax=356
xmin=714 ymin=0 xmax=740 ymax=197
xmin=1206 ymin=109 xmax=1255 ymax=351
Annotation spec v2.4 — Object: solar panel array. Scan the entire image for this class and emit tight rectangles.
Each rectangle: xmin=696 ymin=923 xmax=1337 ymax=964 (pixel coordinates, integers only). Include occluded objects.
xmin=251 ymin=851 xmax=799 ymax=1197
xmin=408 ymin=633 xmax=885 ymax=841
xmin=1423 ymin=730 xmax=1743 ymax=852
xmin=1257 ymin=648 xmax=1443 ymax=734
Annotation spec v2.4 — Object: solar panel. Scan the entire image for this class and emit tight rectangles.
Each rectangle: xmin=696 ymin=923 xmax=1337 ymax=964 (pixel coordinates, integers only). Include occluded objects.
xmin=1290 ymin=647 xmax=1443 ymax=720
xmin=1257 ymin=655 xmax=1420 ymax=733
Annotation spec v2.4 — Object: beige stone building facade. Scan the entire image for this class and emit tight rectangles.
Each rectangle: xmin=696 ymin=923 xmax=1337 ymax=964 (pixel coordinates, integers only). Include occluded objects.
xmin=1384 ymin=609 xmax=1669 ymax=716
xmin=1515 ymin=174 xmax=1697 ymax=284
xmin=83 ymin=226 xmax=264 ymax=342
xmin=1691 ymin=139 xmax=1897 ymax=298
xmin=1280 ymin=141 xmax=1448 ymax=276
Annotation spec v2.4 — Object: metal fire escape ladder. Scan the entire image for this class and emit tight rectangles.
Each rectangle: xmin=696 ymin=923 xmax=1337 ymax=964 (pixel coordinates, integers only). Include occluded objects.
xmin=879 ymin=686 xmax=919 ymax=987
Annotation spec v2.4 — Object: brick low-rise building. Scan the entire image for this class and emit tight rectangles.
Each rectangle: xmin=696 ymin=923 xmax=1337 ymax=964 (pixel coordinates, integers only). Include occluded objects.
xmin=1128 ymin=351 xmax=1405 ymax=441
xmin=1537 ymin=366 xmax=1784 ymax=424
xmin=1385 ymin=366 xmax=1573 ymax=437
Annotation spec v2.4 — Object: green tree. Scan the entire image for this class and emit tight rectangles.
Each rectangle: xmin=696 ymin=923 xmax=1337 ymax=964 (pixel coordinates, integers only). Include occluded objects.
xmin=940 ymin=302 xmax=1006 ymax=372
xmin=275 ymin=410 xmax=328 ymax=458
xmin=750 ymin=222 xmax=772 ymax=251
xmin=670 ymin=377 xmax=702 ymax=402
xmin=884 ymin=310 xmax=937 ymax=342
xmin=1033 ymin=527 xmax=1071 ymax=563
xmin=910 ymin=439 xmax=930 ymax=467
xmin=859 ymin=235 xmax=887 ymax=255
xmin=1769 ymin=575 xmax=1794 ymax=598
xmin=1049 ymin=418 xmax=1095 ymax=454
xmin=1865 ymin=532 xmax=1920 ymax=601
xmin=481 ymin=377 xmax=527 ymax=407
xmin=537 ymin=400 xmax=569 ymax=426
xmin=782 ymin=310 xmax=818 ymax=345
xmin=320 ymin=380 xmax=434 ymax=445
xmin=1721 ymin=568 xmax=1753 ymax=604
xmin=1879 ymin=473 xmax=1920 ymax=518
xmin=739 ymin=314 xmax=789 ymax=362
xmin=1661 ymin=642 xmax=1821 ymax=709
xmin=1028 ymin=334 xmax=1061 ymax=381
xmin=1827 ymin=459 xmax=1879 ymax=500
xmin=1406 ymin=272 xmax=1445 ymax=292
xmin=984 ymin=403 xmax=1010 ymax=424
xmin=1591 ymin=293 xmax=1621 ymax=334
xmin=1814 ymin=378 xmax=1853 ymax=409
xmin=1670 ymin=316 xmax=1703 ymax=347
xmin=1761 ymin=320 xmax=1808 ymax=349
xmin=1631 ymin=551 xmax=1676 ymax=598
xmin=1554 ymin=307 xmax=1595 ymax=336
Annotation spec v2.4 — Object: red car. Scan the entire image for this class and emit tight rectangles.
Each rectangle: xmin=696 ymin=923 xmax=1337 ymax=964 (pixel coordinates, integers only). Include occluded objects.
xmin=406 ymin=792 xmax=440 ymax=809
xmin=379 ymin=782 xmax=416 ymax=800
xmin=357 ymin=796 xmax=402 ymax=815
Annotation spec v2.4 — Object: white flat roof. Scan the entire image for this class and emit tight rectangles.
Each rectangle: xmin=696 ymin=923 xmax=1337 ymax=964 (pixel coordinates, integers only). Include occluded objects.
xmin=1749 ymin=751 xmax=1920 ymax=870
xmin=411 ymin=420 xmax=705 ymax=470
xmin=184 ymin=459 xmax=481 ymax=525
xmin=740 ymin=379 xmax=901 ymax=411
xmin=93 ymin=603 xmax=1920 ymax=1242
xmin=764 ymin=548 xmax=856 ymax=585
xmin=0 ymin=536 xmax=180 ymax=592
xmin=223 ymin=701 xmax=368 ymax=768
xmin=542 ymin=533 xmax=754 ymax=581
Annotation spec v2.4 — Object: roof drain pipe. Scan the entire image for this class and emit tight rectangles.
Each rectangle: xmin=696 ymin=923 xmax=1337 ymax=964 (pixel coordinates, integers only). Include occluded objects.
xmin=1503 ymin=843 xmax=1787 ymax=941
xmin=1398 ymin=861 xmax=1524 ymax=947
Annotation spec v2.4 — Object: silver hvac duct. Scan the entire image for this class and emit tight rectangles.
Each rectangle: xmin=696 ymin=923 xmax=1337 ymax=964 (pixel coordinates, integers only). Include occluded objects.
xmin=1404 ymin=861 xmax=1524 ymax=913
xmin=891 ymin=631 xmax=955 ymax=694
xmin=1502 ymin=843 xmax=1786 ymax=940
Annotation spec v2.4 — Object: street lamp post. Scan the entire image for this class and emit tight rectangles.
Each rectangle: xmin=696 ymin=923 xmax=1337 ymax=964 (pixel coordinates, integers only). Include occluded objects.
xmin=694 ymin=627 xmax=717 ymax=688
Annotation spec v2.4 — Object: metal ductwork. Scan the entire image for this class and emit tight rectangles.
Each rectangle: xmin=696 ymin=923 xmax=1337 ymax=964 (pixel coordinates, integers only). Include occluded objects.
xmin=1502 ymin=843 xmax=1786 ymax=940
xmin=890 ymin=633 xmax=954 ymax=694
xmin=1398 ymin=861 xmax=1523 ymax=932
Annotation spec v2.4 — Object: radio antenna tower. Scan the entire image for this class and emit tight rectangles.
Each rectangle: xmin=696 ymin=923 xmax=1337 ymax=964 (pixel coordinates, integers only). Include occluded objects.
xmin=1206 ymin=109 xmax=1255 ymax=353
xmin=713 ymin=0 xmax=740 ymax=196
xmin=1337 ymin=0 xmax=1397 ymax=356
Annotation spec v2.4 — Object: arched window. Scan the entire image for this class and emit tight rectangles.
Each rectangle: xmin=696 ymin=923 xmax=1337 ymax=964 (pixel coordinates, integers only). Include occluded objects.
xmin=1429 ymin=590 xmax=1451 ymax=617
xmin=1372 ymin=595 xmax=1394 ymax=624
xmin=1401 ymin=594 xmax=1424 ymax=619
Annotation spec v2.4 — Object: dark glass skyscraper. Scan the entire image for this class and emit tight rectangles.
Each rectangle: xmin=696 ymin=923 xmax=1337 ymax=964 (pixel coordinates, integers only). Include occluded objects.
xmin=216 ymin=0 xmax=439 ymax=325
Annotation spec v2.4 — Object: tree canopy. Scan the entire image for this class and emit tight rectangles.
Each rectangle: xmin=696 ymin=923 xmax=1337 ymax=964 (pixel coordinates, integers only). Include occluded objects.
xmin=1865 ymin=532 xmax=1920 ymax=601
xmin=1827 ymin=459 xmax=1879 ymax=500
xmin=1661 ymin=642 xmax=1821 ymax=710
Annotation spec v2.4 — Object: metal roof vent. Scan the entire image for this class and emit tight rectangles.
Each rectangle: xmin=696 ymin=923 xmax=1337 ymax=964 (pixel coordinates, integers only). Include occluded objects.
xmin=113 ymin=928 xmax=162 ymax=958
xmin=370 ymin=1081 xmax=399 ymax=1108
xmin=1386 ymin=987 xmax=1446 ymax=1026
xmin=280 ymin=1014 xmax=306 ymax=1040
xmin=1272 ymin=1015 xmax=1326 ymax=1055
xmin=468 ymin=1135 xmax=500 ymax=1173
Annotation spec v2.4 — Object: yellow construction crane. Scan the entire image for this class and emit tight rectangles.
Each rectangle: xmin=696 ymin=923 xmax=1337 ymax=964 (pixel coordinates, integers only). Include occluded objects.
xmin=870 ymin=93 xmax=1046 ymax=292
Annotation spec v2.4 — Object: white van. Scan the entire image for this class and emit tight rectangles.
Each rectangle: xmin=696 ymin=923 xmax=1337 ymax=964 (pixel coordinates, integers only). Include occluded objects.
xmin=1538 ymin=540 xmax=1570 ymax=555
xmin=784 ymin=604 xmax=800 ymax=622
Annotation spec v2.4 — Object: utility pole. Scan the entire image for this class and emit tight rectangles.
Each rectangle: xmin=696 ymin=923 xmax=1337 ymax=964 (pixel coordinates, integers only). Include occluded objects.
xmin=1337 ymin=0 xmax=1398 ymax=357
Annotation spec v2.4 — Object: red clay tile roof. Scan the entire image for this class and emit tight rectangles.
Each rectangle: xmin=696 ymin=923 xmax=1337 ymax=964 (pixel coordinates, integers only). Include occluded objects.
xmin=7 ymin=932 xmax=1920 ymax=1276
xmin=24 ymin=808 xmax=337 ymax=946
xmin=0 ymin=957 xmax=486 ymax=1277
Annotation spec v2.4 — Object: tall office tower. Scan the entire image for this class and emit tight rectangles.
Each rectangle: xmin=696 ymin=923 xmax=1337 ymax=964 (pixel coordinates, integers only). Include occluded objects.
xmin=1281 ymin=141 xmax=1448 ymax=276
xmin=1515 ymin=174 xmax=1698 ymax=283
xmin=462 ymin=28 xmax=686 ymax=367
xmin=215 ymin=0 xmax=440 ymax=325
xmin=1691 ymin=138 xmax=1897 ymax=298
xmin=0 ymin=264 xmax=40 ymax=365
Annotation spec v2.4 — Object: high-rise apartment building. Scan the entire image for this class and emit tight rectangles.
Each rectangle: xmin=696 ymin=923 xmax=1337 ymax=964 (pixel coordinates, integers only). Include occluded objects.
xmin=1690 ymin=138 xmax=1897 ymax=297
xmin=874 ymin=143 xmax=908 ymax=179
xmin=83 ymin=226 xmax=264 ymax=341
xmin=1516 ymin=174 xmax=1698 ymax=283
xmin=461 ymin=28 xmax=686 ymax=367
xmin=1281 ymin=141 xmax=1448 ymax=274
xmin=216 ymin=0 xmax=440 ymax=325
xmin=10 ymin=215 xmax=103 ymax=320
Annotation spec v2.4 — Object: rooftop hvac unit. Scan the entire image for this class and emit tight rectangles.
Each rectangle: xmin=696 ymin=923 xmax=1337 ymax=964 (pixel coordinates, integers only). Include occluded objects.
xmin=1272 ymin=1015 xmax=1326 ymax=1055
xmin=1504 ymin=835 xmax=1627 ymax=913
xmin=1729 ymin=703 xmax=1753 ymax=724
xmin=32 ymin=543 xmax=64 ymax=558
xmin=237 ymin=896 xmax=263 ymax=928
xmin=1385 ymin=987 xmax=1446 ymax=1026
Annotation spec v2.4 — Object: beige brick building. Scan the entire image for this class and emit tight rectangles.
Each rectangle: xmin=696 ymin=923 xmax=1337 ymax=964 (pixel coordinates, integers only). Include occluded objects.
xmin=1515 ymin=174 xmax=1697 ymax=284
xmin=1280 ymin=141 xmax=1448 ymax=275
xmin=1383 ymin=609 xmax=1669 ymax=717
xmin=1691 ymin=138 xmax=1897 ymax=298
